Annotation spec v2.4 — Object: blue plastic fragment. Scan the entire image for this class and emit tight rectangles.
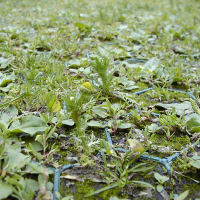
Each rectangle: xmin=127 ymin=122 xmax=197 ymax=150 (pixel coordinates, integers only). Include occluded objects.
xmin=188 ymin=93 xmax=197 ymax=101
xmin=173 ymin=194 xmax=179 ymax=198
xmin=92 ymin=79 xmax=97 ymax=86
xmin=86 ymin=52 xmax=90 ymax=59
xmin=135 ymin=105 xmax=140 ymax=112
xmin=63 ymin=101 xmax=67 ymax=111
xmin=65 ymin=63 xmax=68 ymax=68
xmin=115 ymin=147 xmax=126 ymax=153
xmin=150 ymin=112 xmax=160 ymax=117
xmin=133 ymin=87 xmax=154 ymax=95
xmin=167 ymin=153 xmax=180 ymax=162
xmin=126 ymin=58 xmax=146 ymax=63
xmin=160 ymin=159 xmax=171 ymax=173
xmin=151 ymin=156 xmax=162 ymax=162
xmin=105 ymin=128 xmax=113 ymax=145
xmin=53 ymin=165 xmax=73 ymax=200
xmin=53 ymin=169 xmax=61 ymax=200
xmin=167 ymin=89 xmax=197 ymax=101
xmin=61 ymin=164 xmax=73 ymax=172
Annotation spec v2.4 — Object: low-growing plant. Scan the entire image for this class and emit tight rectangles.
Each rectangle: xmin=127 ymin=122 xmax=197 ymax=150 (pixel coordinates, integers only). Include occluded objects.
xmin=91 ymin=57 xmax=114 ymax=95
xmin=85 ymin=139 xmax=154 ymax=197
xmin=0 ymin=137 xmax=53 ymax=200
xmin=64 ymin=90 xmax=92 ymax=155
xmin=102 ymin=99 xmax=124 ymax=133
xmin=39 ymin=91 xmax=61 ymax=114
xmin=159 ymin=107 xmax=186 ymax=136
xmin=31 ymin=125 xmax=59 ymax=164
xmin=154 ymin=172 xmax=169 ymax=193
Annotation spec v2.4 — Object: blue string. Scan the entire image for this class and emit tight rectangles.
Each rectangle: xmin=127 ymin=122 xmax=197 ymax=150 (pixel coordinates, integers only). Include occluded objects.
xmin=105 ymin=128 xmax=113 ymax=145
xmin=86 ymin=52 xmax=90 ymax=59
xmin=126 ymin=58 xmax=146 ymax=63
xmin=53 ymin=169 xmax=61 ymax=200
xmin=133 ymin=87 xmax=154 ymax=95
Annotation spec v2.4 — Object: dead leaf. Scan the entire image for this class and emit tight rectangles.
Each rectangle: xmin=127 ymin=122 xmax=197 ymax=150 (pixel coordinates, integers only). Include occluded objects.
xmin=60 ymin=175 xmax=83 ymax=182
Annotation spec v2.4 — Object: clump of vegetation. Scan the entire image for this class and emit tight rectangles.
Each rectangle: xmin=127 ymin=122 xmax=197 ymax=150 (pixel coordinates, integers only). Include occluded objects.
xmin=91 ymin=57 xmax=114 ymax=95
xmin=85 ymin=139 xmax=154 ymax=197
xmin=64 ymin=90 xmax=92 ymax=155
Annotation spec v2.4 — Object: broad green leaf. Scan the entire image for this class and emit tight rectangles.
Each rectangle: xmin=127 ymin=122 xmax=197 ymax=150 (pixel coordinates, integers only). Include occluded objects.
xmin=125 ymin=85 xmax=139 ymax=90
xmin=0 ymin=113 xmax=12 ymax=128
xmin=173 ymin=46 xmax=186 ymax=54
xmin=128 ymin=139 xmax=144 ymax=152
xmin=109 ymin=197 xmax=129 ymax=200
xmin=87 ymin=120 xmax=105 ymax=128
xmin=7 ymin=105 xmax=18 ymax=116
xmin=156 ymin=101 xmax=193 ymax=116
xmin=62 ymin=196 xmax=74 ymax=200
xmin=119 ymin=77 xmax=138 ymax=90
xmin=62 ymin=119 xmax=75 ymax=126
xmin=185 ymin=113 xmax=200 ymax=122
xmin=68 ymin=59 xmax=81 ymax=67
xmin=27 ymin=162 xmax=53 ymax=174
xmin=46 ymin=181 xmax=54 ymax=191
xmin=131 ymin=180 xmax=154 ymax=189
xmin=107 ymin=119 xmax=114 ymax=127
xmin=186 ymin=116 xmax=200 ymax=133
xmin=118 ymin=123 xmax=132 ymax=129
xmin=55 ymin=191 xmax=61 ymax=199
xmin=129 ymin=31 xmax=142 ymax=44
xmin=92 ymin=106 xmax=108 ymax=118
xmin=0 ymin=72 xmax=15 ymax=87
xmin=146 ymin=123 xmax=161 ymax=132
xmin=5 ymin=177 xmax=22 ymax=187
xmin=0 ymin=83 xmax=14 ymax=92
xmin=27 ymin=143 xmax=43 ymax=161
xmin=191 ymin=155 xmax=200 ymax=160
xmin=48 ymin=95 xmax=56 ymax=109
xmin=26 ymin=179 xmax=39 ymax=192
xmin=52 ymin=100 xmax=61 ymax=112
xmin=0 ymin=105 xmax=18 ymax=128
xmin=98 ymin=46 xmax=110 ymax=57
xmin=8 ymin=115 xmax=49 ymax=136
xmin=38 ymin=174 xmax=45 ymax=186
xmin=176 ymin=190 xmax=189 ymax=200
xmin=31 ymin=141 xmax=43 ymax=151
xmin=156 ymin=184 xmax=163 ymax=192
xmin=7 ymin=149 xmax=30 ymax=170
xmin=0 ymin=181 xmax=13 ymax=199
xmin=35 ymin=135 xmax=44 ymax=146
xmin=74 ymin=22 xmax=88 ymax=28
xmin=189 ymin=160 xmax=200 ymax=169
xmin=143 ymin=57 xmax=159 ymax=72
xmin=0 ymin=58 xmax=11 ymax=69
xmin=119 ymin=76 xmax=131 ymax=85
xmin=154 ymin=173 xmax=169 ymax=184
